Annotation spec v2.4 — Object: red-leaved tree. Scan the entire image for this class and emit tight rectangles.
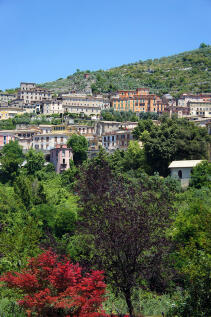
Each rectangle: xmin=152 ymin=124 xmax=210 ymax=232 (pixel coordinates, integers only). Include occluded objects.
xmin=0 ymin=250 xmax=107 ymax=317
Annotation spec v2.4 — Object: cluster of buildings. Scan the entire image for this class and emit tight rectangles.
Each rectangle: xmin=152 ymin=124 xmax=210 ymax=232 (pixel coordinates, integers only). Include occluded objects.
xmin=0 ymin=83 xmax=110 ymax=120
xmin=0 ymin=120 xmax=138 ymax=172
xmin=1 ymin=82 xmax=211 ymax=120
xmin=111 ymin=88 xmax=166 ymax=113
xmin=0 ymin=82 xmax=211 ymax=174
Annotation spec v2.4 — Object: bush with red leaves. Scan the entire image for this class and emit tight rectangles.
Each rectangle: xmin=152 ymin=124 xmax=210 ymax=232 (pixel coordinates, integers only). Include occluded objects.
xmin=0 ymin=250 xmax=107 ymax=317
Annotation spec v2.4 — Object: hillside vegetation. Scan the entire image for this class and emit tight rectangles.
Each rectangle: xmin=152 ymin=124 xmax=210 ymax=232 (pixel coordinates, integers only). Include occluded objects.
xmin=41 ymin=45 xmax=211 ymax=97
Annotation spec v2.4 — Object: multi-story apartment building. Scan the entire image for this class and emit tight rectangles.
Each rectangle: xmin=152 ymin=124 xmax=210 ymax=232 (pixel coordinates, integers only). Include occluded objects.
xmin=177 ymin=93 xmax=211 ymax=107
xmin=18 ymin=82 xmax=52 ymax=104
xmin=0 ymin=131 xmax=15 ymax=147
xmin=42 ymin=99 xmax=63 ymax=115
xmin=0 ymin=93 xmax=17 ymax=103
xmin=111 ymin=88 xmax=166 ymax=114
xmin=32 ymin=133 xmax=69 ymax=151
xmin=50 ymin=144 xmax=73 ymax=173
xmin=96 ymin=121 xmax=138 ymax=136
xmin=0 ymin=107 xmax=24 ymax=120
xmin=62 ymin=93 xmax=110 ymax=116
xmin=68 ymin=124 xmax=95 ymax=136
xmin=63 ymin=104 xmax=101 ymax=117
xmin=102 ymin=129 xmax=134 ymax=152
xmin=0 ymin=126 xmax=40 ymax=150
xmin=189 ymin=101 xmax=211 ymax=117
xmin=164 ymin=105 xmax=190 ymax=118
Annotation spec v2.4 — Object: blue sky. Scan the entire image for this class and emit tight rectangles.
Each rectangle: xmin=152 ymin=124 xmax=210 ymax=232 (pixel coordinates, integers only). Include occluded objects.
xmin=0 ymin=0 xmax=210 ymax=90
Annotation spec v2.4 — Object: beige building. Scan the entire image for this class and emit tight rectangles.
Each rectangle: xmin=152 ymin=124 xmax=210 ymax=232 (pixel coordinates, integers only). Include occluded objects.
xmin=20 ymin=82 xmax=36 ymax=91
xmin=189 ymin=102 xmax=211 ymax=117
xmin=96 ymin=121 xmax=138 ymax=136
xmin=0 ymin=93 xmax=17 ymax=103
xmin=177 ymin=93 xmax=211 ymax=107
xmin=62 ymin=94 xmax=110 ymax=116
xmin=63 ymin=104 xmax=101 ymax=117
xmin=18 ymin=82 xmax=52 ymax=104
xmin=32 ymin=133 xmax=70 ymax=151
xmin=0 ymin=107 xmax=24 ymax=120
xmin=102 ymin=129 xmax=134 ymax=152
xmin=42 ymin=99 xmax=63 ymax=115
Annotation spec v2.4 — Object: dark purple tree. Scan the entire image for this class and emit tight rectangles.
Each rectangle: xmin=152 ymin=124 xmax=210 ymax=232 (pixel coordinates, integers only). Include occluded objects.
xmin=76 ymin=152 xmax=176 ymax=316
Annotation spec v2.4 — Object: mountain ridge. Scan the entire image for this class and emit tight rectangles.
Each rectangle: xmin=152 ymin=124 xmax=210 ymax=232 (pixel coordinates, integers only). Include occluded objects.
xmin=40 ymin=45 xmax=211 ymax=97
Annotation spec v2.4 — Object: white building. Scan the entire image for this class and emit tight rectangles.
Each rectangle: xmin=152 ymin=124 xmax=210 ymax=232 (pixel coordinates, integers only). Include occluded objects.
xmin=42 ymin=99 xmax=63 ymax=115
xmin=62 ymin=94 xmax=110 ymax=116
xmin=177 ymin=94 xmax=211 ymax=107
xmin=18 ymin=82 xmax=52 ymax=104
xmin=169 ymin=160 xmax=203 ymax=187
xmin=32 ymin=133 xmax=69 ymax=151
xmin=189 ymin=102 xmax=211 ymax=117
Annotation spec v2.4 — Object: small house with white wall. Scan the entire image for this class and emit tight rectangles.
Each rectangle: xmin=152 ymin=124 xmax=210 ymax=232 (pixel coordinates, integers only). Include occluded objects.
xmin=169 ymin=160 xmax=203 ymax=187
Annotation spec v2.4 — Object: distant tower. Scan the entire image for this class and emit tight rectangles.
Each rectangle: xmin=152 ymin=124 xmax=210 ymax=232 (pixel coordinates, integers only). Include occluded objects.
xmin=50 ymin=144 xmax=73 ymax=173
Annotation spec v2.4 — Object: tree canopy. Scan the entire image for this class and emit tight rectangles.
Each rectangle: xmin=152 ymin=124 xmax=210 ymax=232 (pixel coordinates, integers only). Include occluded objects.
xmin=133 ymin=117 xmax=211 ymax=176
xmin=76 ymin=152 xmax=176 ymax=316
xmin=67 ymin=134 xmax=88 ymax=165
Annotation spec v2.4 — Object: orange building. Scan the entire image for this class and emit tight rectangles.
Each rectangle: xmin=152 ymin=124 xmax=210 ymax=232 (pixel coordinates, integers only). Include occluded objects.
xmin=111 ymin=88 xmax=167 ymax=114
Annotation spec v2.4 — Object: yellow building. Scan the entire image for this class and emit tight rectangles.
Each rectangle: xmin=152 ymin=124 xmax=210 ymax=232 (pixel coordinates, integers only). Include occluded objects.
xmin=0 ymin=107 xmax=24 ymax=120
xmin=111 ymin=88 xmax=166 ymax=114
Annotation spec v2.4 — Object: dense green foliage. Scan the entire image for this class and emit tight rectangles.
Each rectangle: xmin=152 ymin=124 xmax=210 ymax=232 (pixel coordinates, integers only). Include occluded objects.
xmin=0 ymin=116 xmax=210 ymax=315
xmin=67 ymin=133 xmax=88 ymax=165
xmin=133 ymin=117 xmax=211 ymax=176
xmin=189 ymin=160 xmax=211 ymax=189
xmin=41 ymin=46 xmax=211 ymax=96
xmin=0 ymin=141 xmax=25 ymax=182
xmin=101 ymin=109 xmax=138 ymax=122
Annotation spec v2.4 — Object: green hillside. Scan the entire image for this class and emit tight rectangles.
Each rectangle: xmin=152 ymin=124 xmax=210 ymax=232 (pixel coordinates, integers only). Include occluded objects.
xmin=41 ymin=45 xmax=211 ymax=97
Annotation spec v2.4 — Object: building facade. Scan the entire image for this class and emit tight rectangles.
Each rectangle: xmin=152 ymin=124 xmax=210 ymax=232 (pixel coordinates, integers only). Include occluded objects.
xmin=189 ymin=101 xmax=211 ymax=117
xmin=50 ymin=144 xmax=73 ymax=173
xmin=42 ymin=99 xmax=63 ymax=115
xmin=18 ymin=82 xmax=52 ymax=104
xmin=0 ymin=107 xmax=24 ymax=120
xmin=62 ymin=94 xmax=109 ymax=116
xmin=169 ymin=160 xmax=203 ymax=187
xmin=102 ymin=129 xmax=134 ymax=152
xmin=111 ymin=88 xmax=166 ymax=114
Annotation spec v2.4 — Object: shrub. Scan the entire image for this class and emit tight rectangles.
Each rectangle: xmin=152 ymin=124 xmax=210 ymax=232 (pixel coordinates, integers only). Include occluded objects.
xmin=0 ymin=250 xmax=107 ymax=317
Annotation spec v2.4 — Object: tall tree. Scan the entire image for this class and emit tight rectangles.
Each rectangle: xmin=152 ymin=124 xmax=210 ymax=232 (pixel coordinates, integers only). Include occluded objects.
xmin=189 ymin=160 xmax=211 ymax=189
xmin=67 ymin=134 xmax=88 ymax=165
xmin=0 ymin=141 xmax=24 ymax=182
xmin=76 ymin=153 xmax=176 ymax=316
xmin=25 ymin=149 xmax=45 ymax=175
xmin=133 ymin=117 xmax=211 ymax=176
xmin=169 ymin=188 xmax=211 ymax=316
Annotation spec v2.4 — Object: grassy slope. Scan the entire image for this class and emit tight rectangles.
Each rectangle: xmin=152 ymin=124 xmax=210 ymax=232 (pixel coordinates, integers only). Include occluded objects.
xmin=41 ymin=46 xmax=211 ymax=97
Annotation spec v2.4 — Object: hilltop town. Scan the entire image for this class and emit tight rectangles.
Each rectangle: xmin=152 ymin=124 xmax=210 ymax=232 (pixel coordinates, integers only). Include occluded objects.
xmin=0 ymin=76 xmax=211 ymax=174
xmin=0 ymin=45 xmax=211 ymax=317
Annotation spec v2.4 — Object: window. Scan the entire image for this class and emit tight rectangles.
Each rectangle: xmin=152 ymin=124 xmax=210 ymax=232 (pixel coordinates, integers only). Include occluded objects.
xmin=178 ymin=170 xmax=183 ymax=179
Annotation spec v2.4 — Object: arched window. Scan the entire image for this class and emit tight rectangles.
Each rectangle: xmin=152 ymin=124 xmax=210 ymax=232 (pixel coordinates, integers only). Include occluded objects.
xmin=178 ymin=170 xmax=183 ymax=179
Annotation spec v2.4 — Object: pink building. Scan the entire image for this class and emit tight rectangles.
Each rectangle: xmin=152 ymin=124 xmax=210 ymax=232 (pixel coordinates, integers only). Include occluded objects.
xmin=0 ymin=131 xmax=15 ymax=148
xmin=50 ymin=144 xmax=73 ymax=174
